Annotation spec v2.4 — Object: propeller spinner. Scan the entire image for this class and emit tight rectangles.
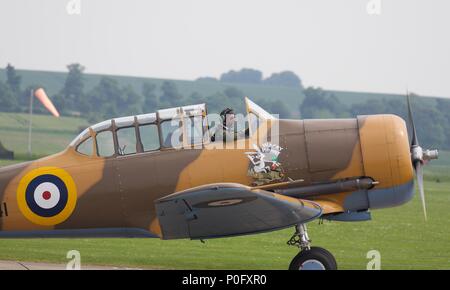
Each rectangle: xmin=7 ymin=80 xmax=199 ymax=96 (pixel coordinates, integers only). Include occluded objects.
xmin=406 ymin=93 xmax=439 ymax=220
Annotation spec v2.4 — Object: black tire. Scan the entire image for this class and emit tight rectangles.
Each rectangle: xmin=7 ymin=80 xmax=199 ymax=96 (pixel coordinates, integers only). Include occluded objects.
xmin=289 ymin=247 xmax=337 ymax=270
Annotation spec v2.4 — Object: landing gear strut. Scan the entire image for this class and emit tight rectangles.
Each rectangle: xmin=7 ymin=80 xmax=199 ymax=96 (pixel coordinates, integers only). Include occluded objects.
xmin=287 ymin=224 xmax=337 ymax=270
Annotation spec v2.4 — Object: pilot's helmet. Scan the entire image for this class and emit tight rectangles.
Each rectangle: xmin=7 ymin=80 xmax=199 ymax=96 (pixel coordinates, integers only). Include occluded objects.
xmin=220 ymin=108 xmax=235 ymax=121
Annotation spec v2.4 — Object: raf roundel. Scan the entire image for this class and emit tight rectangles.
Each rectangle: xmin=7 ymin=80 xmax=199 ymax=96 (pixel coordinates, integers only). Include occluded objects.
xmin=17 ymin=167 xmax=77 ymax=226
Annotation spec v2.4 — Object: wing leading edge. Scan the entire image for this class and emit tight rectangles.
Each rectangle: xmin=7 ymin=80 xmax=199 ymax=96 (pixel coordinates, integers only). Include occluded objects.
xmin=155 ymin=183 xmax=322 ymax=240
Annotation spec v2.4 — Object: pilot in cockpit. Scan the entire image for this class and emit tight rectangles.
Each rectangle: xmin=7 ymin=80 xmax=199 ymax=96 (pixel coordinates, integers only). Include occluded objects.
xmin=211 ymin=108 xmax=249 ymax=142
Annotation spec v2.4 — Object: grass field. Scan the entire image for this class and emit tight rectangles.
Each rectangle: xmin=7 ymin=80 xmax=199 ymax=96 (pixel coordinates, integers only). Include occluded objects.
xmin=0 ymin=112 xmax=88 ymax=158
xmin=0 ymin=112 xmax=449 ymax=269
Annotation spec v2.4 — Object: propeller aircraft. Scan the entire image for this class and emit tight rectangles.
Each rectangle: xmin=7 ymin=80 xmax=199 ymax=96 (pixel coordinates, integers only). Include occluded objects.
xmin=0 ymin=95 xmax=438 ymax=270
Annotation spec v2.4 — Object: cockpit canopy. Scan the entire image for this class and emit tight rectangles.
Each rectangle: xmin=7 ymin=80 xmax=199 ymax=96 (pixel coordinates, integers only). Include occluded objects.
xmin=70 ymin=103 xmax=208 ymax=157
xmin=70 ymin=98 xmax=276 ymax=158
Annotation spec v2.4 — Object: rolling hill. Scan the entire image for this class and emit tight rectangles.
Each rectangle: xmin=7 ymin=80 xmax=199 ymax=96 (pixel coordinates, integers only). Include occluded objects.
xmin=0 ymin=68 xmax=444 ymax=119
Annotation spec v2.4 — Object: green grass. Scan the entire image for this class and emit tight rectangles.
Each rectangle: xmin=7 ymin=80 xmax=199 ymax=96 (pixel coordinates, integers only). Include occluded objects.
xmin=0 ymin=160 xmax=20 ymax=167
xmin=0 ymin=181 xmax=448 ymax=269
xmin=423 ymin=150 xmax=450 ymax=182
xmin=0 ymin=112 xmax=88 ymax=132
xmin=0 ymin=112 xmax=88 ymax=157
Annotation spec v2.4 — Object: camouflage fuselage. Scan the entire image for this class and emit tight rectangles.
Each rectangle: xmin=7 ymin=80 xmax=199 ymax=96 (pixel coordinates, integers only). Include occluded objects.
xmin=0 ymin=114 xmax=413 ymax=237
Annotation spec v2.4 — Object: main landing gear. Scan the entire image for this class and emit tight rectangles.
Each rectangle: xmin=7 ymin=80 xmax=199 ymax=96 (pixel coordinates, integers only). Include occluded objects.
xmin=287 ymin=224 xmax=337 ymax=270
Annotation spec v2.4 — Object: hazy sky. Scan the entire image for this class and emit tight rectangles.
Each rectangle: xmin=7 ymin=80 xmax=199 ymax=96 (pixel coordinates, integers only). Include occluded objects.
xmin=0 ymin=0 xmax=449 ymax=97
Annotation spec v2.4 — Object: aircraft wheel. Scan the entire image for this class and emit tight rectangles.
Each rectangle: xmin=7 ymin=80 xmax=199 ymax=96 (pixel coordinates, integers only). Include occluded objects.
xmin=289 ymin=247 xmax=337 ymax=270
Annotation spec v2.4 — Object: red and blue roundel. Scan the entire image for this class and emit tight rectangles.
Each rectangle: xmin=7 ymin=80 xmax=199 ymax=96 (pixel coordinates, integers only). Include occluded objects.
xmin=25 ymin=174 xmax=68 ymax=217
xmin=17 ymin=167 xmax=77 ymax=226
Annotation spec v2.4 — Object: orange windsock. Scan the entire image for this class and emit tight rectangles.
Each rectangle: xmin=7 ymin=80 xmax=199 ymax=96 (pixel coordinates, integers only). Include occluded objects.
xmin=34 ymin=88 xmax=60 ymax=117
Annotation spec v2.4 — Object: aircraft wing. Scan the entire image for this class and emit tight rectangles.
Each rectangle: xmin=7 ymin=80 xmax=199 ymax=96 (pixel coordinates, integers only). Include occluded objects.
xmin=312 ymin=200 xmax=344 ymax=214
xmin=155 ymin=183 xmax=322 ymax=240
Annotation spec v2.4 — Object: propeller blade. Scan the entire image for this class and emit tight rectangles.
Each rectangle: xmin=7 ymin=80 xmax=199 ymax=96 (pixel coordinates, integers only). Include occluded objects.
xmin=406 ymin=92 xmax=419 ymax=147
xmin=414 ymin=160 xmax=427 ymax=221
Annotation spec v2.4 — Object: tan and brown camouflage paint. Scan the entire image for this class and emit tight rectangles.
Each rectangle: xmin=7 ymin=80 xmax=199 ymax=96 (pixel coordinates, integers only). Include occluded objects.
xmin=0 ymin=114 xmax=413 ymax=235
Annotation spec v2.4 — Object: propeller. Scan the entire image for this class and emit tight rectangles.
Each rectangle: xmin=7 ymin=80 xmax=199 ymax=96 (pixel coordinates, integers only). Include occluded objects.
xmin=406 ymin=92 xmax=439 ymax=221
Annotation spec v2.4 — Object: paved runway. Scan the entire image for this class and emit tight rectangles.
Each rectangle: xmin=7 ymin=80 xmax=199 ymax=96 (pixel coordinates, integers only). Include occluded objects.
xmin=0 ymin=260 xmax=143 ymax=270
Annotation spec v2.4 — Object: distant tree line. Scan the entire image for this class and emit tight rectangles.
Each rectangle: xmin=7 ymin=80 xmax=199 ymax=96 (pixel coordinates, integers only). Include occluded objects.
xmin=0 ymin=64 xmax=292 ymax=123
xmin=1 ymin=64 xmax=449 ymax=150
xmin=197 ymin=68 xmax=303 ymax=89
xmin=0 ymin=64 xmax=48 ymax=114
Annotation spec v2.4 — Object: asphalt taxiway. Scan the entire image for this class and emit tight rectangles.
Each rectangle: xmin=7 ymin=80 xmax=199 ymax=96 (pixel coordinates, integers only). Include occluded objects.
xmin=0 ymin=260 xmax=143 ymax=270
